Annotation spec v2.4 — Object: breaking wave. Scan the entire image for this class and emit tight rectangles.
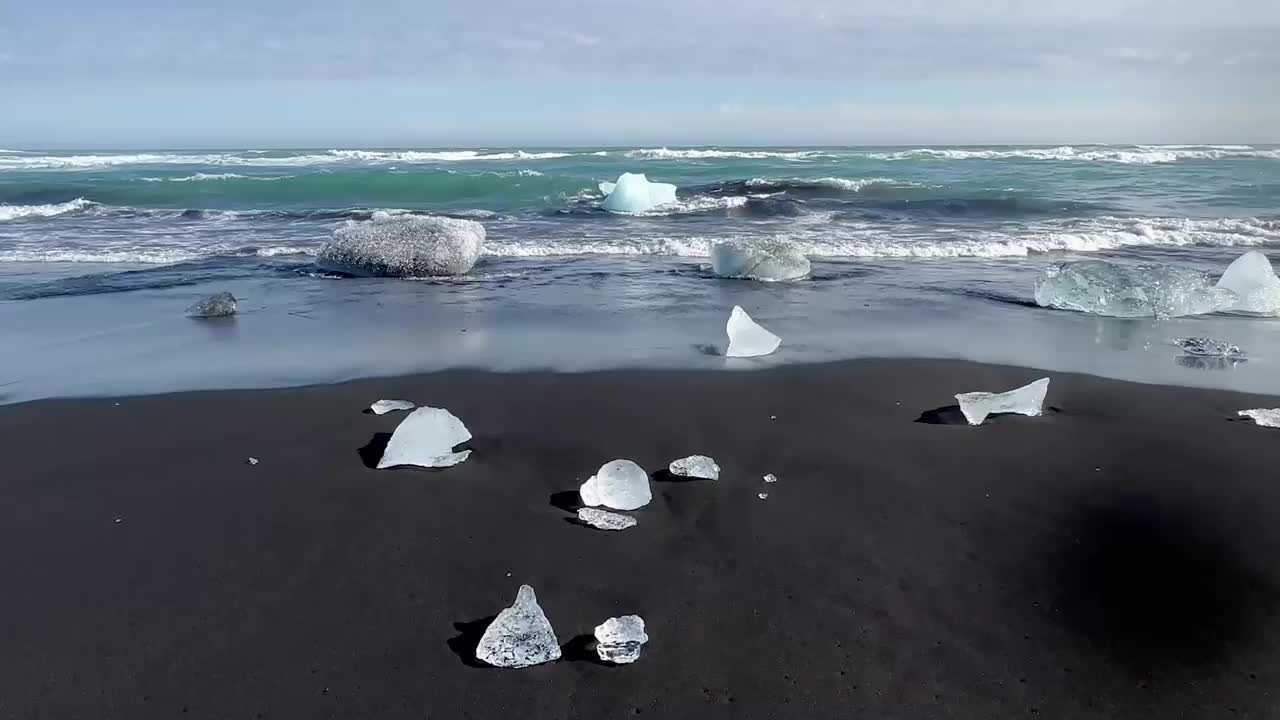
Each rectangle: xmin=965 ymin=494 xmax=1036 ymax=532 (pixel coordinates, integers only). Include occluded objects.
xmin=624 ymin=148 xmax=822 ymax=160
xmin=0 ymin=198 xmax=98 ymax=221
xmin=868 ymin=145 xmax=1280 ymax=164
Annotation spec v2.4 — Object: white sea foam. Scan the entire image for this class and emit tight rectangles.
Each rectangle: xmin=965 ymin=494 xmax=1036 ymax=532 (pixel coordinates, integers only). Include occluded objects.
xmin=745 ymin=176 xmax=911 ymax=192
xmin=867 ymin=146 xmax=1280 ymax=164
xmin=0 ymin=198 xmax=97 ymax=221
xmin=624 ymin=148 xmax=821 ymax=160
xmin=0 ymin=149 xmax=580 ymax=170
xmin=141 ymin=173 xmax=295 ymax=182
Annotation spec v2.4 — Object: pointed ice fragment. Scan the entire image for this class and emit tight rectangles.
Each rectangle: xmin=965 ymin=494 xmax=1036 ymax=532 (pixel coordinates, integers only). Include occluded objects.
xmin=376 ymin=406 xmax=472 ymax=469
xmin=668 ymin=455 xmax=720 ymax=480
xmin=593 ymin=615 xmax=649 ymax=664
xmin=370 ymin=399 xmax=416 ymax=415
xmin=576 ymin=508 xmax=638 ymax=531
xmin=578 ymin=460 xmax=652 ymax=511
xmin=955 ymin=378 xmax=1050 ymax=426
xmin=186 ymin=292 xmax=237 ymax=318
xmin=1217 ymin=250 xmax=1280 ymax=315
xmin=475 ymin=585 xmax=562 ymax=668
xmin=725 ymin=306 xmax=781 ymax=358
xmin=1238 ymin=409 xmax=1280 ymax=428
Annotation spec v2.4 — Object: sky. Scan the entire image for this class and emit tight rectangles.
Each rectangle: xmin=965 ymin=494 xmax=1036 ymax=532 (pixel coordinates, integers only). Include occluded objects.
xmin=2 ymin=0 xmax=1279 ymax=147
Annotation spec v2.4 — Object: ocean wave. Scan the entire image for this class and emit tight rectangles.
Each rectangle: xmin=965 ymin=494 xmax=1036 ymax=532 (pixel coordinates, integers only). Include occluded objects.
xmin=624 ymin=148 xmax=821 ymax=160
xmin=0 ymin=149 xmax=582 ymax=170
xmin=0 ymin=198 xmax=98 ymax=221
xmin=141 ymin=173 xmax=296 ymax=182
xmin=738 ymin=176 xmax=911 ymax=193
xmin=867 ymin=146 xmax=1280 ymax=164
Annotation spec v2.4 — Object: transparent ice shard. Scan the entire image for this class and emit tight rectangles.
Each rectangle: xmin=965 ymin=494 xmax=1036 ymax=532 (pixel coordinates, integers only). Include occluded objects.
xmin=955 ymin=378 xmax=1051 ymax=426
xmin=579 ymin=459 xmax=652 ymax=511
xmin=1217 ymin=250 xmax=1280 ymax=315
xmin=475 ymin=585 xmax=562 ymax=668
xmin=593 ymin=615 xmax=648 ymax=664
xmin=725 ymin=306 xmax=781 ymax=358
xmin=376 ymin=406 xmax=472 ymax=469
xmin=1238 ymin=409 xmax=1280 ymax=428
xmin=1034 ymin=260 xmax=1233 ymax=317
xmin=576 ymin=507 xmax=638 ymax=531
xmin=370 ymin=399 xmax=416 ymax=415
xmin=763 ymin=473 xmax=777 ymax=483
xmin=601 ymin=173 xmax=678 ymax=213
xmin=668 ymin=455 xmax=720 ymax=480
xmin=1170 ymin=337 xmax=1246 ymax=359
xmin=318 ymin=214 xmax=484 ymax=277
xmin=711 ymin=239 xmax=811 ymax=281
xmin=185 ymin=292 xmax=237 ymax=318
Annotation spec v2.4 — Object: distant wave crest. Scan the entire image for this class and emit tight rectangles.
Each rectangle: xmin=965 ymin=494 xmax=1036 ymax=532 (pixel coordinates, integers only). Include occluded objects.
xmin=869 ymin=145 xmax=1280 ymax=164
xmin=0 ymin=198 xmax=97 ymax=221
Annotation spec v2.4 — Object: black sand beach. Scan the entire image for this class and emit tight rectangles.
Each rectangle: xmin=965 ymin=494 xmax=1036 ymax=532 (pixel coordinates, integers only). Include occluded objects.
xmin=3 ymin=359 xmax=1279 ymax=719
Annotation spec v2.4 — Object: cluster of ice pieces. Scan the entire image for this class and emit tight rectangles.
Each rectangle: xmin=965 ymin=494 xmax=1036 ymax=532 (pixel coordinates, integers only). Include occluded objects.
xmin=955 ymin=378 xmax=1050 ymax=426
xmin=711 ymin=239 xmax=811 ymax=281
xmin=726 ymin=306 xmax=781 ymax=358
xmin=370 ymin=399 xmax=416 ymax=415
xmin=579 ymin=459 xmax=652 ymax=510
xmin=476 ymin=586 xmax=562 ymax=668
xmin=1238 ymin=409 xmax=1280 ymax=428
xmin=1217 ymin=250 xmax=1280 ymax=315
xmin=576 ymin=507 xmax=638 ymax=530
xmin=376 ymin=406 xmax=472 ymax=468
xmin=668 ymin=455 xmax=720 ymax=480
xmin=600 ymin=173 xmax=677 ymax=213
xmin=185 ymin=292 xmax=237 ymax=318
xmin=593 ymin=615 xmax=649 ymax=664
xmin=1171 ymin=337 xmax=1246 ymax=359
xmin=318 ymin=213 xmax=484 ymax=277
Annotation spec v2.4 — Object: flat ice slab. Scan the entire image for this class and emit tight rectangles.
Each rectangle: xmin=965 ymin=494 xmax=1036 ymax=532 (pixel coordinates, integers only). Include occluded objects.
xmin=377 ymin=406 xmax=472 ymax=468
xmin=726 ymin=306 xmax=781 ymax=358
xmin=1034 ymin=260 xmax=1231 ymax=318
xmin=576 ymin=507 xmax=638 ymax=530
xmin=370 ymin=399 xmax=416 ymax=415
xmin=955 ymin=378 xmax=1050 ymax=426
xmin=668 ymin=455 xmax=720 ymax=480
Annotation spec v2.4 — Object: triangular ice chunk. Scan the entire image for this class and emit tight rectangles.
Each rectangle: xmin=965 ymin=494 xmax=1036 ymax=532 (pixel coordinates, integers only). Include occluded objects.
xmin=668 ymin=455 xmax=720 ymax=480
xmin=475 ymin=585 xmax=562 ymax=668
xmin=955 ymin=378 xmax=1050 ymax=426
xmin=1217 ymin=251 xmax=1280 ymax=315
xmin=594 ymin=615 xmax=649 ymax=664
xmin=370 ymin=399 xmax=416 ymax=415
xmin=579 ymin=459 xmax=652 ymax=510
xmin=1238 ymin=409 xmax=1280 ymax=428
xmin=725 ymin=306 xmax=780 ymax=358
xmin=376 ymin=406 xmax=472 ymax=468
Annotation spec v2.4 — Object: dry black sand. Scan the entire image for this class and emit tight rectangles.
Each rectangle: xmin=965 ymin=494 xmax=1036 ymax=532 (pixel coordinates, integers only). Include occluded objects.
xmin=3 ymin=360 xmax=1279 ymax=719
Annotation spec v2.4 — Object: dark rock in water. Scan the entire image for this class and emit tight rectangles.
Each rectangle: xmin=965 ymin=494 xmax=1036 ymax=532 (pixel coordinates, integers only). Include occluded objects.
xmin=317 ymin=212 xmax=484 ymax=278
xmin=185 ymin=292 xmax=237 ymax=318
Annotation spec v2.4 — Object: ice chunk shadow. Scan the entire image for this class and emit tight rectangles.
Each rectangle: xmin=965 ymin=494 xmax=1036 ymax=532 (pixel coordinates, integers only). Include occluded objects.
xmin=651 ymin=469 xmax=703 ymax=484
xmin=549 ymin=490 xmax=584 ymax=513
xmin=446 ymin=615 xmax=499 ymax=669
xmin=915 ymin=405 xmax=1061 ymax=425
xmin=560 ymin=634 xmax=615 ymax=666
xmin=358 ymin=433 xmax=393 ymax=468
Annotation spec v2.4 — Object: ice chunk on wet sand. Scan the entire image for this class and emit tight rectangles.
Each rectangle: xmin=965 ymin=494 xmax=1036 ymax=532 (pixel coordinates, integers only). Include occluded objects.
xmin=475 ymin=585 xmax=562 ymax=668
xmin=576 ymin=508 xmax=638 ymax=530
xmin=594 ymin=615 xmax=649 ymax=664
xmin=1238 ymin=409 xmax=1280 ymax=428
xmin=726 ymin=306 xmax=781 ymax=358
xmin=1034 ymin=260 xmax=1232 ymax=318
xmin=955 ymin=378 xmax=1050 ymax=426
xmin=318 ymin=214 xmax=484 ymax=277
xmin=668 ymin=455 xmax=720 ymax=480
xmin=601 ymin=172 xmax=678 ymax=213
xmin=370 ymin=399 xmax=416 ymax=415
xmin=1217 ymin=250 xmax=1280 ymax=315
xmin=711 ymin=239 xmax=811 ymax=281
xmin=1171 ymin=337 xmax=1245 ymax=359
xmin=376 ymin=407 xmax=472 ymax=468
xmin=579 ymin=460 xmax=652 ymax=510
xmin=186 ymin=292 xmax=237 ymax=318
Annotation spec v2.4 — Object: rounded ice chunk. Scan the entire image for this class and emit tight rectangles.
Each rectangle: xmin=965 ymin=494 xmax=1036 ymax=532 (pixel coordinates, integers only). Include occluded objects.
xmin=593 ymin=615 xmax=649 ymax=664
xmin=185 ymin=292 xmax=237 ymax=318
xmin=576 ymin=507 xmax=638 ymax=531
xmin=1216 ymin=250 xmax=1280 ymax=315
xmin=726 ymin=306 xmax=781 ymax=358
xmin=579 ymin=459 xmax=652 ymax=511
xmin=1034 ymin=260 xmax=1233 ymax=318
xmin=668 ymin=455 xmax=720 ymax=480
xmin=370 ymin=399 xmax=416 ymax=415
xmin=711 ymin=239 xmax=811 ymax=281
xmin=475 ymin=585 xmax=562 ymax=668
xmin=601 ymin=172 xmax=678 ymax=213
xmin=376 ymin=406 xmax=472 ymax=469
xmin=318 ymin=213 xmax=484 ymax=277
xmin=955 ymin=378 xmax=1050 ymax=426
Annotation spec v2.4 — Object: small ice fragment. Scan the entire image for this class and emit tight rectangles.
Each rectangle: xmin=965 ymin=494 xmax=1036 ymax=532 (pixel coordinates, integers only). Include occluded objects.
xmin=1238 ymin=409 xmax=1280 ymax=428
xmin=763 ymin=473 xmax=777 ymax=483
xmin=757 ymin=492 xmax=769 ymax=499
xmin=370 ymin=399 xmax=416 ymax=415
xmin=593 ymin=615 xmax=649 ymax=664
xmin=1217 ymin=251 xmax=1280 ymax=315
xmin=726 ymin=306 xmax=781 ymax=358
xmin=247 ymin=457 xmax=259 ymax=466
xmin=711 ymin=238 xmax=811 ymax=281
xmin=1171 ymin=337 xmax=1246 ymax=359
xmin=475 ymin=585 xmax=562 ymax=668
xmin=186 ymin=292 xmax=237 ymax=318
xmin=1034 ymin=260 xmax=1232 ymax=318
xmin=770 ymin=415 xmax=776 ymax=420
xmin=114 ymin=517 xmax=123 ymax=523
xmin=579 ymin=460 xmax=652 ymax=510
xmin=955 ymin=378 xmax=1051 ymax=426
xmin=576 ymin=508 xmax=638 ymax=531
xmin=668 ymin=455 xmax=720 ymax=480
xmin=600 ymin=173 xmax=678 ymax=213
xmin=377 ymin=407 xmax=472 ymax=469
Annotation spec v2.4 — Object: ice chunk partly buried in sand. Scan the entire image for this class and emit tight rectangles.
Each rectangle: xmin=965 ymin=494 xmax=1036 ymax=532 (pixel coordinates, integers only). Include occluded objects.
xmin=475 ymin=585 xmax=562 ymax=668
xmin=185 ymin=292 xmax=237 ymax=318
xmin=576 ymin=507 xmax=638 ymax=531
xmin=376 ymin=407 xmax=472 ymax=468
xmin=1171 ymin=337 xmax=1246 ymax=359
xmin=669 ymin=455 xmax=720 ymax=480
xmin=1034 ymin=260 xmax=1232 ymax=318
xmin=318 ymin=213 xmax=484 ymax=277
xmin=600 ymin=173 xmax=678 ymax=213
xmin=955 ymin=378 xmax=1050 ymax=426
xmin=1216 ymin=250 xmax=1280 ymax=315
xmin=726 ymin=306 xmax=781 ymax=358
xmin=579 ymin=460 xmax=652 ymax=511
xmin=594 ymin=615 xmax=649 ymax=664
xmin=370 ymin=399 xmax=416 ymax=415
xmin=1238 ymin=409 xmax=1280 ymax=428
xmin=711 ymin=239 xmax=811 ymax=281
